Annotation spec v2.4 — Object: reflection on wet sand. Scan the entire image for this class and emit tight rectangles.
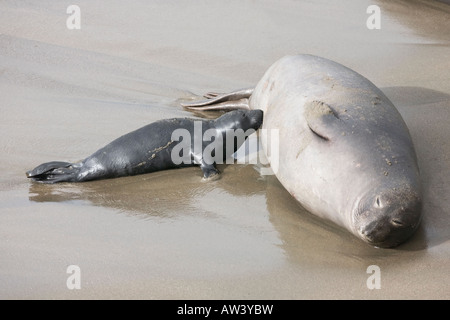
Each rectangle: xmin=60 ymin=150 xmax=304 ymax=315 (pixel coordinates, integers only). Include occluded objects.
xmin=28 ymin=167 xmax=219 ymax=219
xmin=29 ymin=159 xmax=387 ymax=268
xmin=28 ymin=164 xmax=267 ymax=217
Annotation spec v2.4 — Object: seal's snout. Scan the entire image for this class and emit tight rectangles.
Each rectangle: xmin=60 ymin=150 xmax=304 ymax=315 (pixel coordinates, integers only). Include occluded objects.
xmin=249 ymin=109 xmax=264 ymax=129
xmin=354 ymin=188 xmax=422 ymax=248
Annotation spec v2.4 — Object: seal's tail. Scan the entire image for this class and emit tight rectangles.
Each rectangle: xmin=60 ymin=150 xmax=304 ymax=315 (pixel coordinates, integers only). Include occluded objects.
xmin=26 ymin=161 xmax=80 ymax=183
xmin=181 ymin=88 xmax=253 ymax=111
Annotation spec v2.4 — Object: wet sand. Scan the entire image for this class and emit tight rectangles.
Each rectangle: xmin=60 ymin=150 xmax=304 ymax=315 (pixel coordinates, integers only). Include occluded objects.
xmin=0 ymin=0 xmax=449 ymax=299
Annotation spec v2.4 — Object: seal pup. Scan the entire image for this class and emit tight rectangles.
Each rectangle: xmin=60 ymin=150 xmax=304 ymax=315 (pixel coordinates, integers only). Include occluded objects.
xmin=182 ymin=54 xmax=422 ymax=248
xmin=26 ymin=109 xmax=263 ymax=183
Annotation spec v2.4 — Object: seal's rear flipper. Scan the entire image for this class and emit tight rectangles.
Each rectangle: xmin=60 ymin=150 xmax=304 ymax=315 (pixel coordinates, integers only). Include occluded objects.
xmin=181 ymin=88 xmax=253 ymax=111
xmin=26 ymin=161 xmax=80 ymax=183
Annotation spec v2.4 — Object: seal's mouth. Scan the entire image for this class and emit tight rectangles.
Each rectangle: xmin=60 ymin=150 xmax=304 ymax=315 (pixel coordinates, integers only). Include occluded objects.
xmin=357 ymin=219 xmax=419 ymax=248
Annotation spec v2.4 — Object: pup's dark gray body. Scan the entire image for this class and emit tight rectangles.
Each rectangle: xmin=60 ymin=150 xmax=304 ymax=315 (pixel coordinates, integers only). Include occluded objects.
xmin=27 ymin=110 xmax=263 ymax=183
xmin=183 ymin=54 xmax=422 ymax=248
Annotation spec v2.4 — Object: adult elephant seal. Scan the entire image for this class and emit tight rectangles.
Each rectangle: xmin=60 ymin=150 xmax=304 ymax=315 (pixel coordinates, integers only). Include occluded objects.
xmin=26 ymin=109 xmax=263 ymax=183
xmin=182 ymin=54 xmax=422 ymax=248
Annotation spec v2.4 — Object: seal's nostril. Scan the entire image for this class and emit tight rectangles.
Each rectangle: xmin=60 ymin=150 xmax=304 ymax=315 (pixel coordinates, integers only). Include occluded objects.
xmin=375 ymin=196 xmax=382 ymax=208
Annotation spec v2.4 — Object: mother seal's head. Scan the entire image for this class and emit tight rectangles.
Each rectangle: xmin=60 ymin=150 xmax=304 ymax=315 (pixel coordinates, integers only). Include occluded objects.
xmin=297 ymin=96 xmax=423 ymax=248
xmin=353 ymin=183 xmax=422 ymax=248
xmin=297 ymin=95 xmax=423 ymax=248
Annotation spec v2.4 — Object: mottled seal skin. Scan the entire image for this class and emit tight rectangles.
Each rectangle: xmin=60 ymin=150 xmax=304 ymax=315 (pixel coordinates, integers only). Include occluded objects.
xmin=26 ymin=109 xmax=263 ymax=183
xmin=183 ymin=54 xmax=422 ymax=248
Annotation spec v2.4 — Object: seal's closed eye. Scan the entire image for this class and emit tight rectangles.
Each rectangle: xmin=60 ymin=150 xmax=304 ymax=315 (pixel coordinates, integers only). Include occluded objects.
xmin=309 ymin=126 xmax=329 ymax=141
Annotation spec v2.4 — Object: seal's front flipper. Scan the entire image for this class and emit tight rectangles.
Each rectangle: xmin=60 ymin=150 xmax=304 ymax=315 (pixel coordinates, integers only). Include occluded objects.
xmin=26 ymin=161 xmax=81 ymax=183
xmin=200 ymin=162 xmax=221 ymax=181
xmin=304 ymin=100 xmax=343 ymax=141
xmin=181 ymin=88 xmax=254 ymax=111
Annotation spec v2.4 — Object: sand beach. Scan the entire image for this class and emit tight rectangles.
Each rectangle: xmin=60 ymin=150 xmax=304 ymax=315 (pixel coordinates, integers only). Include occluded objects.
xmin=0 ymin=0 xmax=449 ymax=299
